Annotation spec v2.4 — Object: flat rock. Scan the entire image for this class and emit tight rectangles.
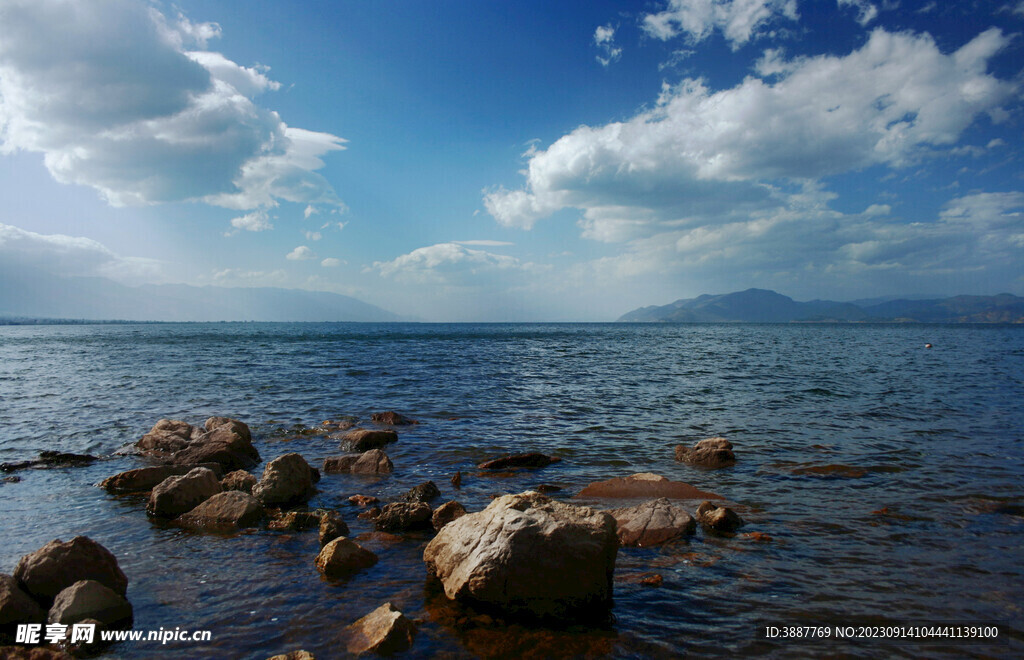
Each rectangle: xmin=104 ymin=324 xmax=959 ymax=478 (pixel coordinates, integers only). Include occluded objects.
xmin=608 ymin=498 xmax=696 ymax=546
xmin=315 ymin=538 xmax=378 ymax=578
xmin=695 ymin=501 xmax=744 ymax=533
xmin=576 ymin=473 xmax=722 ymax=501
xmin=477 ymin=453 xmax=560 ymax=470
xmin=252 ymin=453 xmax=316 ymax=506
xmin=14 ymin=537 xmax=128 ymax=603
xmin=177 ymin=491 xmax=264 ymax=529
xmin=374 ymin=502 xmax=433 ymax=532
xmin=339 ymin=429 xmax=398 ymax=452
xmin=403 ymin=481 xmax=440 ymax=503
xmin=100 ymin=463 xmax=223 ymax=494
xmin=220 ymin=470 xmax=258 ymax=493
xmin=431 ymin=501 xmax=467 ymax=531
xmin=370 ymin=411 xmax=418 ymax=426
xmin=423 ymin=491 xmax=618 ymax=621
xmin=323 ymin=449 xmax=393 ymax=475
xmin=674 ymin=437 xmax=736 ymax=468
xmin=47 ymin=580 xmax=132 ymax=627
xmin=147 ymin=467 xmax=221 ymax=518
xmin=345 ymin=602 xmax=416 ymax=655
xmin=0 ymin=573 xmax=45 ymax=628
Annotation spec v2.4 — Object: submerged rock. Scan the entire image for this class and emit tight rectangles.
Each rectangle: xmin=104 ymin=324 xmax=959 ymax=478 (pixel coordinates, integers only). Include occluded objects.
xmin=315 ymin=538 xmax=378 ymax=578
xmin=695 ymin=501 xmax=744 ymax=533
xmin=267 ymin=510 xmax=322 ymax=532
xmin=403 ymin=481 xmax=440 ymax=503
xmin=339 ymin=429 xmax=398 ymax=452
xmin=323 ymin=449 xmax=393 ymax=475
xmin=477 ymin=453 xmax=560 ymax=470
xmin=370 ymin=411 xmax=418 ymax=426
xmin=177 ymin=491 xmax=264 ymax=529
xmin=14 ymin=537 xmax=128 ymax=603
xmin=345 ymin=602 xmax=416 ymax=655
xmin=432 ymin=501 xmax=467 ymax=531
xmin=674 ymin=437 xmax=736 ymax=468
xmin=101 ymin=463 xmax=223 ymax=494
xmin=47 ymin=580 xmax=132 ymax=627
xmin=0 ymin=452 xmax=98 ymax=473
xmin=252 ymin=453 xmax=316 ymax=507
xmin=423 ymin=491 xmax=617 ymax=621
xmin=576 ymin=473 xmax=722 ymax=501
xmin=147 ymin=467 xmax=221 ymax=518
xmin=374 ymin=502 xmax=433 ymax=532
xmin=609 ymin=498 xmax=696 ymax=546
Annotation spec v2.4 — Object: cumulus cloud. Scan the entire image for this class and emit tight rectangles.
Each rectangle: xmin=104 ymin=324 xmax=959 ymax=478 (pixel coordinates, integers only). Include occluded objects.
xmin=229 ymin=210 xmax=273 ymax=233
xmin=370 ymin=242 xmax=533 ymax=285
xmin=0 ymin=222 xmax=164 ymax=282
xmin=286 ymin=245 xmax=316 ymax=261
xmin=321 ymin=257 xmax=342 ymax=267
xmin=642 ymin=0 xmax=799 ymax=50
xmin=485 ymin=28 xmax=1016 ymax=240
xmin=594 ymin=24 xmax=622 ymax=67
xmin=0 ymin=0 xmax=346 ymax=213
xmin=837 ymin=0 xmax=878 ymax=26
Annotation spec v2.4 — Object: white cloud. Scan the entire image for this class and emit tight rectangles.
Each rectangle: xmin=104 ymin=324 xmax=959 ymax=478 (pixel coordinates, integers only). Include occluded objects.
xmin=0 ymin=222 xmax=164 ymax=282
xmin=864 ymin=204 xmax=891 ymax=216
xmin=0 ymin=0 xmax=346 ymax=212
xmin=210 ymin=268 xmax=288 ymax=286
xmin=454 ymin=240 xmax=515 ymax=246
xmin=321 ymin=257 xmax=342 ymax=267
xmin=229 ymin=210 xmax=273 ymax=232
xmin=371 ymin=242 xmax=532 ymax=284
xmin=594 ymin=24 xmax=622 ymax=67
xmin=305 ymin=231 xmax=322 ymax=241
xmin=642 ymin=0 xmax=799 ymax=50
xmin=286 ymin=245 xmax=316 ymax=260
xmin=486 ymin=28 xmax=1016 ymax=241
xmin=837 ymin=0 xmax=878 ymax=26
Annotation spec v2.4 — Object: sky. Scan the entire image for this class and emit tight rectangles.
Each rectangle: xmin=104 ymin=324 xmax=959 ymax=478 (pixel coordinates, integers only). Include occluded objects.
xmin=0 ymin=0 xmax=1022 ymax=321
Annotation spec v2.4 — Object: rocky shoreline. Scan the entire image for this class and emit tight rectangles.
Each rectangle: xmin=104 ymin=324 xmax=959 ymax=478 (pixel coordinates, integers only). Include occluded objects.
xmin=2 ymin=414 xmax=754 ymax=658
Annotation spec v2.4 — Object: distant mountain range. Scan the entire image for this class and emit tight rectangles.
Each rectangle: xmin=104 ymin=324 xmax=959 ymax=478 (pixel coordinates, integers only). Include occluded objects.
xmin=0 ymin=265 xmax=402 ymax=322
xmin=617 ymin=288 xmax=1024 ymax=324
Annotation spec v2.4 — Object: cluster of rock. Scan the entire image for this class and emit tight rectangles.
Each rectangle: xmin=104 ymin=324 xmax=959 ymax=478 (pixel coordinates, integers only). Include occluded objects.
xmin=135 ymin=417 xmax=261 ymax=472
xmin=1 ymin=536 xmax=131 ymax=654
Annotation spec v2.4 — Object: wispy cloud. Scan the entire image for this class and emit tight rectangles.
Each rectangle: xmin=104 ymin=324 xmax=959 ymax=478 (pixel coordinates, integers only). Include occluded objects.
xmin=642 ymin=0 xmax=799 ymax=50
xmin=594 ymin=24 xmax=622 ymax=67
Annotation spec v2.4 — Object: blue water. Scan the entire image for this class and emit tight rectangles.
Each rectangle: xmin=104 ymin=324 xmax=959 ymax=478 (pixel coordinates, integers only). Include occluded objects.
xmin=0 ymin=322 xmax=1022 ymax=658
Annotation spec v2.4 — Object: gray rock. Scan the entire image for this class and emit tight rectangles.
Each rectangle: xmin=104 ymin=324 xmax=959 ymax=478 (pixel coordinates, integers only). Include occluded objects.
xmin=147 ymin=467 xmax=221 ymax=518
xmin=608 ymin=498 xmax=696 ymax=546
xmin=423 ymin=491 xmax=618 ymax=621
xmin=252 ymin=453 xmax=316 ymax=506
xmin=345 ymin=602 xmax=416 ymax=655
xmin=14 ymin=537 xmax=128 ymax=603
xmin=47 ymin=580 xmax=132 ymax=627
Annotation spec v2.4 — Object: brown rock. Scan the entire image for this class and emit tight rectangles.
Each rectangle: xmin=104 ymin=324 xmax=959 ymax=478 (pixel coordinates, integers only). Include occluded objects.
xmin=204 ymin=417 xmax=252 ymax=444
xmin=403 ymin=481 xmax=440 ymax=503
xmin=609 ymin=498 xmax=696 ymax=546
xmin=146 ymin=467 xmax=221 ymax=518
xmin=265 ymin=652 xmax=316 ymax=660
xmin=695 ymin=501 xmax=744 ymax=533
xmin=345 ymin=602 xmax=416 ymax=655
xmin=268 ymin=510 xmax=322 ymax=532
xmin=431 ymin=501 xmax=467 ymax=531
xmin=370 ymin=411 xmax=418 ymax=426
xmin=315 ymin=538 xmax=378 ymax=578
xmin=339 ymin=429 xmax=398 ymax=452
xmin=375 ymin=502 xmax=433 ymax=532
xmin=100 ymin=463 xmax=223 ymax=494
xmin=137 ymin=419 xmax=194 ymax=454
xmin=674 ymin=437 xmax=736 ymax=468
xmin=323 ymin=449 xmax=393 ymax=475
xmin=576 ymin=473 xmax=722 ymax=501
xmin=639 ymin=573 xmax=664 ymax=587
xmin=177 ymin=491 xmax=264 ymax=529
xmin=252 ymin=453 xmax=316 ymax=506
xmin=14 ymin=537 xmax=128 ymax=602
xmin=348 ymin=494 xmax=379 ymax=507
xmin=0 ymin=646 xmax=74 ymax=659
xmin=358 ymin=507 xmax=381 ymax=521
xmin=0 ymin=573 xmax=45 ymax=630
xmin=171 ymin=424 xmax=261 ymax=472
xmin=450 ymin=471 xmax=462 ymax=489
xmin=477 ymin=453 xmax=560 ymax=470
xmin=220 ymin=470 xmax=258 ymax=493
xmin=423 ymin=491 xmax=618 ymax=621
xmin=319 ymin=511 xmax=350 ymax=548
xmin=47 ymin=580 xmax=132 ymax=627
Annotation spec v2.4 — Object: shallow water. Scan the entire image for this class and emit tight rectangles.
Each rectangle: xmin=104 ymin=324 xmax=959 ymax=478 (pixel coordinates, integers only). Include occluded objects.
xmin=0 ymin=322 xmax=1021 ymax=658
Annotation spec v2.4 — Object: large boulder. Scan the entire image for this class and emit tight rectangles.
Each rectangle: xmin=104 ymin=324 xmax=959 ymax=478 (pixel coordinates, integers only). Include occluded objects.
xmin=177 ymin=491 xmax=265 ymax=529
xmin=423 ymin=491 xmax=618 ymax=621
xmin=100 ymin=463 xmax=223 ymax=494
xmin=322 ymin=449 xmax=393 ymax=475
xmin=147 ymin=467 xmax=221 ymax=518
xmin=477 ymin=453 xmax=560 ymax=470
xmin=339 ymin=429 xmax=397 ymax=452
xmin=608 ymin=498 xmax=696 ymax=546
xmin=345 ymin=602 xmax=416 ymax=655
xmin=374 ymin=503 xmax=433 ymax=533
xmin=171 ymin=425 xmax=260 ymax=472
xmin=695 ymin=501 xmax=744 ymax=533
xmin=204 ymin=417 xmax=252 ymax=443
xmin=0 ymin=574 xmax=45 ymax=632
xmin=315 ymin=538 xmax=378 ymax=578
xmin=674 ymin=437 xmax=736 ymax=468
xmin=13 ymin=537 xmax=128 ymax=603
xmin=47 ymin=580 xmax=132 ymax=627
xmin=252 ymin=453 xmax=316 ymax=506
xmin=576 ymin=473 xmax=722 ymax=500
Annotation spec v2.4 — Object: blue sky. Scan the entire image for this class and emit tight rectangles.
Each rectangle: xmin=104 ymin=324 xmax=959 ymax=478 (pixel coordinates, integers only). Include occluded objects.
xmin=1 ymin=0 xmax=1022 ymax=321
